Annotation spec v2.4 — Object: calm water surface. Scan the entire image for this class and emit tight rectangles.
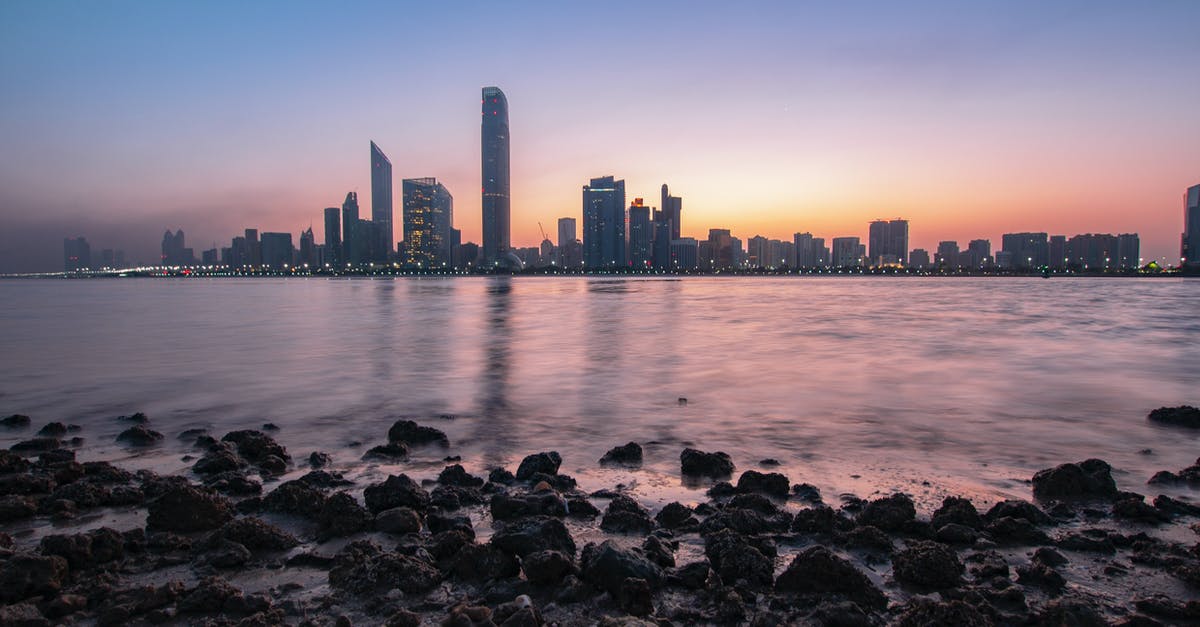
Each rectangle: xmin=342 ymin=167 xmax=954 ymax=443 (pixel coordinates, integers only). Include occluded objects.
xmin=2 ymin=277 xmax=1198 ymax=511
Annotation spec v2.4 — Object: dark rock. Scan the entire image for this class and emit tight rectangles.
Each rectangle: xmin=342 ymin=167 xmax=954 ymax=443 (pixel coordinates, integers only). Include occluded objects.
xmin=427 ymin=509 xmax=474 ymax=536
xmin=792 ymin=482 xmax=822 ymax=502
xmin=1114 ymin=495 xmax=1170 ymax=524
xmin=1057 ymin=531 xmax=1116 ymax=554
xmin=2 ymin=414 xmax=31 ymax=428
xmin=387 ymin=419 xmax=449 ymax=446
xmin=318 ymin=492 xmax=373 ymax=538
xmin=701 ymin=505 xmax=792 ymax=536
xmin=116 ymin=425 xmax=164 ymax=446
xmin=0 ymin=495 xmax=37 ymax=522
xmin=0 ymin=602 xmax=49 ymax=626
xmin=641 ymin=535 xmax=676 ymax=568
xmin=600 ymin=442 xmax=643 ymax=466
xmin=655 ymin=501 xmax=697 ymax=529
xmin=257 ymin=454 xmax=287 ymax=475
xmin=261 ymin=422 xmax=279 ymax=431
xmin=1016 ymin=561 xmax=1066 ymax=593
xmin=209 ymin=517 xmax=297 ymax=551
xmin=567 ymin=497 xmax=600 ymax=519
xmin=36 ymin=422 xmax=68 ymax=437
xmin=375 ymin=506 xmax=422 ymax=534
xmin=1033 ymin=547 xmax=1068 ymax=567
xmin=261 ymin=479 xmax=328 ymax=519
xmin=841 ymin=525 xmax=894 ymax=553
xmin=792 ymin=505 xmax=838 ymax=533
xmin=363 ymin=442 xmax=409 ymax=461
xmin=581 ymin=540 xmax=664 ymax=596
xmin=932 ymin=496 xmax=983 ymax=529
xmin=523 ymin=549 xmax=574 ymax=585
xmin=706 ymin=481 xmax=737 ymax=498
xmin=601 ymin=495 xmax=655 ymax=533
xmin=857 ymin=493 xmax=915 ymax=531
xmin=492 ymin=515 xmax=576 ymax=557
xmin=985 ymin=516 xmax=1051 ymax=545
xmin=1032 ymin=458 xmax=1118 ymax=501
xmin=308 ymin=451 xmax=331 ymax=468
xmin=207 ymin=539 xmax=251 ymax=568
xmin=0 ymin=450 xmax=30 ymax=473
xmin=204 ymin=470 xmax=262 ymax=496
xmin=43 ymin=593 xmax=88 ymax=620
xmin=192 ymin=445 xmax=244 ymax=476
xmin=176 ymin=577 xmax=243 ymax=615
xmin=1135 ymin=594 xmax=1200 ymax=621
xmin=35 ymin=448 xmax=74 ymax=466
xmin=221 ymin=429 xmax=291 ymax=465
xmin=329 ymin=540 xmax=441 ymax=594
xmin=528 ymin=471 xmax=576 ymax=492
xmin=760 ymin=458 xmax=781 ymax=466
xmin=935 ymin=523 xmax=980 ymax=545
xmin=491 ymin=491 xmax=567 ymax=520
xmin=704 ymin=528 xmax=773 ymax=589
xmin=774 ymin=545 xmax=887 ymax=610
xmin=515 ymin=451 xmax=562 ymax=480
xmin=735 ymin=470 xmax=790 ymax=497
xmin=363 ymin=474 xmax=430 ymax=514
xmin=0 ymin=553 xmax=69 ymax=602
xmin=680 ymin=448 xmax=734 ymax=478
xmin=297 ymin=469 xmax=353 ymax=488
xmin=1147 ymin=405 xmax=1200 ymax=428
xmin=81 ymin=461 xmax=134 ymax=483
xmin=147 ymin=484 xmax=233 ymax=532
xmin=428 ymin=529 xmax=473 ymax=561
xmin=489 ymin=467 xmax=516 ymax=484
xmin=0 ymin=473 xmax=54 ymax=497
xmin=449 ymin=542 xmax=520 ymax=581
xmin=438 ymin=464 xmax=484 ymax=487
xmin=48 ymin=480 xmax=108 ymax=509
xmin=964 ymin=549 xmax=1010 ymax=579
xmin=117 ymin=412 xmax=149 ymax=423
xmin=11 ymin=438 xmax=61 ymax=453
xmin=985 ymin=499 xmax=1052 ymax=525
xmin=1154 ymin=494 xmax=1200 ymax=517
xmin=894 ymin=598 xmax=991 ymax=627
xmin=892 ymin=540 xmax=964 ymax=589
xmin=619 ymin=577 xmax=654 ymax=616
xmin=672 ymin=560 xmax=712 ymax=589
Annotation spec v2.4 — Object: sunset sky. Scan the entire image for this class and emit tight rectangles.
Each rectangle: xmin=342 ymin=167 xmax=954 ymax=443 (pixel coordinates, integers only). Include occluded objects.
xmin=2 ymin=1 xmax=1198 ymax=270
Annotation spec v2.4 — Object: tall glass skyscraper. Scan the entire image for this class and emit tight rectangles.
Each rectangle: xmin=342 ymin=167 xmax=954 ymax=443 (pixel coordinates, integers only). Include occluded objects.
xmin=370 ymin=141 xmax=393 ymax=262
xmin=342 ymin=191 xmax=359 ymax=266
xmin=1184 ymin=183 xmax=1200 ymax=267
xmin=582 ymin=176 xmax=626 ymax=268
xmin=481 ymin=86 xmax=511 ymax=266
xmin=323 ymin=207 xmax=341 ymax=267
xmin=402 ymin=177 xmax=454 ymax=268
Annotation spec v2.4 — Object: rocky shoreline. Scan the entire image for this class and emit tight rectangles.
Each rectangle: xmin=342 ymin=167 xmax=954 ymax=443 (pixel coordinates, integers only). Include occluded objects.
xmin=1 ymin=410 xmax=1199 ymax=626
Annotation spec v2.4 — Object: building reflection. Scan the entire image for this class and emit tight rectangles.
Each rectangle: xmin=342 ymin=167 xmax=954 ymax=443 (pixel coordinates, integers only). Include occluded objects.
xmin=476 ymin=276 xmax=514 ymax=465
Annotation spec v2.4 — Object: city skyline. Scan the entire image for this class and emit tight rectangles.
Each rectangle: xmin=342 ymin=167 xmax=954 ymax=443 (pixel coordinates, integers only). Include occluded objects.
xmin=2 ymin=2 xmax=1199 ymax=271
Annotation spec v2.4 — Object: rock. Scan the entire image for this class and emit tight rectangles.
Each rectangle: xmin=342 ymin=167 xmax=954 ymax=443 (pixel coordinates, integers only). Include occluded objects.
xmin=308 ymin=451 xmax=331 ymax=468
xmin=1135 ymin=594 xmax=1200 ymax=621
xmin=774 ymin=545 xmax=887 ymax=610
xmin=601 ymin=495 xmax=655 ymax=533
xmin=176 ymin=577 xmax=244 ymax=615
xmin=329 ymin=540 xmax=441 ymax=594
xmin=221 ymin=430 xmax=291 ymax=466
xmin=42 ymin=593 xmax=88 ymax=620
xmin=703 ymin=528 xmax=774 ymax=589
xmin=1154 ymin=494 xmax=1200 ymax=517
xmin=680 ymin=448 xmax=734 ymax=478
xmin=1056 ymin=531 xmax=1116 ymax=554
xmin=0 ymin=473 xmax=54 ymax=497
xmin=671 ymin=560 xmax=712 ymax=590
xmin=297 ymin=469 xmax=353 ymax=488
xmin=1113 ymin=495 xmax=1170 ymax=524
xmin=2 ymin=414 xmax=31 ymax=428
xmin=0 ymin=450 xmax=30 ymax=473
xmin=0 ymin=602 xmax=48 ymax=627
xmin=523 ymin=549 xmax=574 ymax=585
xmin=204 ymin=470 xmax=262 ymax=496
xmin=192 ymin=445 xmax=244 ymax=476
xmin=931 ymin=496 xmax=983 ymax=529
xmin=735 ymin=470 xmax=790 ymax=497
xmin=318 ymin=491 xmax=373 ymax=538
xmin=985 ymin=516 xmax=1051 ymax=545
xmin=567 ymin=497 xmax=600 ymax=519
xmin=118 ymin=412 xmax=149 ymax=423
xmin=449 ymin=542 xmax=520 ymax=581
xmin=427 ymin=509 xmax=474 ymax=536
xmin=493 ymin=595 xmax=542 ymax=626
xmin=207 ymin=539 xmax=251 ymax=568
xmin=362 ymin=442 xmax=409 ymax=461
xmin=387 ymin=609 xmax=422 ymax=627
xmin=1016 ymin=561 xmax=1066 ymax=593
xmin=985 ymin=499 xmax=1052 ymax=525
xmin=209 ymin=517 xmax=297 ymax=551
xmin=894 ymin=598 xmax=991 ymax=627
xmin=11 ymin=438 xmax=61 ymax=453
xmin=257 ymin=454 xmax=287 ymax=475
xmin=36 ymin=422 xmax=69 ymax=437
xmin=0 ymin=495 xmax=37 ymax=522
xmin=706 ymin=481 xmax=737 ymax=498
xmin=841 ymin=525 xmax=894 ymax=553
xmin=857 ymin=493 xmax=916 ymax=531
xmin=147 ymin=484 xmax=233 ymax=532
xmin=515 ymin=451 xmax=562 ymax=480
xmin=1031 ymin=458 xmax=1118 ymax=501
xmin=581 ymin=540 xmax=664 ymax=596
xmin=0 ymin=553 xmax=69 ymax=602
xmin=935 ymin=523 xmax=980 ymax=545
xmin=492 ymin=516 xmax=576 ymax=557
xmin=619 ymin=577 xmax=654 ymax=616
xmin=438 ymin=464 xmax=484 ymax=487
xmin=792 ymin=505 xmax=837 ymax=533
xmin=655 ymin=501 xmax=698 ymax=530
xmin=363 ymin=474 xmax=430 ymax=513
xmin=1033 ymin=547 xmax=1068 ymax=567
xmin=489 ymin=467 xmax=516 ymax=484
xmin=965 ymin=549 xmax=1010 ymax=579
xmin=116 ymin=425 xmax=164 ymax=446
xmin=599 ymin=442 xmax=643 ymax=466
xmin=701 ymin=504 xmax=792 ymax=536
xmin=386 ymin=419 xmax=449 ymax=446
xmin=892 ymin=540 xmax=964 ymax=589
xmin=261 ymin=479 xmax=328 ymax=519
xmin=491 ymin=492 xmax=567 ymax=520
xmin=1147 ymin=405 xmax=1200 ymax=428
xmin=82 ymin=460 xmax=135 ymax=483
xmin=641 ymin=535 xmax=675 ymax=569
xmin=792 ymin=483 xmax=822 ymax=502
xmin=49 ymin=480 xmax=108 ymax=508
xmin=375 ymin=506 xmax=422 ymax=534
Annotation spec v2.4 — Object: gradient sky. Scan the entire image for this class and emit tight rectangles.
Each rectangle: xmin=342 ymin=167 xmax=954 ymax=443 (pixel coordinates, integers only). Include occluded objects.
xmin=2 ymin=1 xmax=1198 ymax=271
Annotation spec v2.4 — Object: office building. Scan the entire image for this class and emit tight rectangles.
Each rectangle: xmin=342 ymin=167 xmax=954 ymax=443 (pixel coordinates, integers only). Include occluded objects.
xmin=671 ymin=238 xmax=699 ymax=269
xmin=245 ymin=228 xmax=261 ymax=267
xmin=402 ymin=177 xmax=454 ymax=267
xmin=557 ymin=217 xmax=581 ymax=267
xmin=868 ymin=219 xmax=909 ymax=265
xmin=1001 ymin=232 xmax=1048 ymax=269
xmin=342 ymin=192 xmax=360 ymax=266
xmin=299 ymin=228 xmax=316 ymax=267
xmin=582 ymin=176 xmax=626 ymax=268
xmin=909 ymin=249 xmax=931 ymax=268
xmin=323 ymin=207 xmax=341 ymax=267
xmin=1048 ymin=235 xmax=1067 ymax=270
xmin=747 ymin=235 xmax=768 ymax=268
xmin=660 ymin=184 xmax=682 ymax=241
xmin=628 ymin=199 xmax=652 ymax=267
xmin=370 ymin=141 xmax=393 ymax=262
xmin=1117 ymin=233 xmax=1140 ymax=269
xmin=481 ymin=86 xmax=511 ymax=265
xmin=814 ymin=237 xmax=829 ymax=267
xmin=964 ymin=239 xmax=992 ymax=269
xmin=831 ymin=237 xmax=865 ymax=267
xmin=260 ymin=232 xmax=293 ymax=270
xmin=161 ymin=229 xmax=191 ymax=266
xmin=1184 ymin=184 xmax=1200 ymax=267
xmin=935 ymin=241 xmax=960 ymax=267
xmin=652 ymin=219 xmax=672 ymax=269
xmin=794 ymin=232 xmax=815 ymax=268
xmin=63 ymin=237 xmax=91 ymax=272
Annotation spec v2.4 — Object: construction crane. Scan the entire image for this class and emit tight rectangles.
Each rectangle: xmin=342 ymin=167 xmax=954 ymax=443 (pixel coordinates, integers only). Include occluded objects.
xmin=538 ymin=222 xmax=551 ymax=244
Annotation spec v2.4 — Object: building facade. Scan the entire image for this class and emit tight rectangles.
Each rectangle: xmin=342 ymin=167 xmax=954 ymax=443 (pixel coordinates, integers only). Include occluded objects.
xmin=481 ymin=86 xmax=511 ymax=266
xmin=582 ymin=176 xmax=626 ymax=268
xmin=402 ymin=177 xmax=454 ymax=268
xmin=370 ymin=141 xmax=393 ymax=262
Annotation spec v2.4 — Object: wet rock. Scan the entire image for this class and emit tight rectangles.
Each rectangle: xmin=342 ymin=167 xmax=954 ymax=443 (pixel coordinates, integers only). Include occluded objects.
xmin=1 ymin=473 xmax=54 ymax=497
xmin=329 ymin=540 xmax=441 ymax=594
xmin=0 ymin=553 xmax=69 ymax=602
xmin=0 ymin=495 xmax=37 ymax=522
xmin=42 ymin=593 xmax=88 ymax=620
xmin=49 ymin=480 xmax=108 ymax=508
xmin=527 ymin=471 xmax=576 ymax=492
xmin=964 ymin=550 xmax=1010 ymax=579
xmin=204 ymin=470 xmax=262 ymax=495
xmin=1154 ymin=494 xmax=1200 ymax=517
xmin=932 ymin=496 xmax=983 ymax=529
xmin=0 ymin=450 xmax=31 ymax=473
xmin=1114 ymin=495 xmax=1170 ymax=524
xmin=427 ymin=509 xmax=474 ymax=536
xmin=1148 ymin=405 xmax=1200 ymax=428
xmin=491 ymin=492 xmax=567 ymax=520
xmin=1016 ymin=561 xmax=1066 ymax=593
xmin=599 ymin=442 xmax=643 ymax=466
xmin=894 ymin=597 xmax=991 ymax=627
xmin=81 ymin=460 xmax=135 ymax=483
xmin=317 ymin=491 xmax=372 ymax=538
xmin=735 ymin=470 xmax=790 ymax=497
xmin=655 ymin=501 xmax=698 ymax=530
xmin=892 ymin=540 xmax=964 ymax=589
xmin=774 ymin=545 xmax=887 ymax=610
xmin=1056 ymin=531 xmax=1116 ymax=554
xmin=493 ymin=595 xmax=542 ymax=626
xmin=523 ymin=549 xmax=575 ymax=585
xmin=601 ymin=494 xmax=655 ymax=533
xmin=1032 ymin=458 xmax=1118 ymax=501
xmin=208 ymin=517 xmax=297 ymax=552
xmin=444 ymin=603 xmax=494 ymax=626
xmin=1033 ymin=547 xmax=1068 ymax=567
xmin=794 ymin=505 xmax=841 ymax=535
xmin=116 ymin=425 xmax=164 ymax=446
xmin=386 ymin=419 xmax=449 ymax=446
xmin=489 ymin=467 xmax=516 ymax=484
xmin=706 ymin=481 xmax=737 ymax=498
xmin=792 ymin=482 xmax=822 ymax=502
xmin=2 ymin=414 xmax=31 ymax=428
xmin=856 ymin=493 xmax=915 ymax=531
xmin=176 ymin=577 xmax=245 ymax=615
xmin=449 ymin=542 xmax=520 ymax=581
xmin=1135 ymin=594 xmax=1200 ymax=621
xmin=375 ymin=506 xmax=422 ymax=534
xmin=147 ymin=484 xmax=233 ymax=532
xmin=671 ymin=560 xmax=712 ymax=590
xmin=702 ymin=503 xmax=792 ymax=535
xmin=704 ymin=528 xmax=774 ymax=589
xmin=619 ymin=577 xmax=654 ymax=616
xmin=438 ymin=464 xmax=484 ymax=487
xmin=35 ymin=448 xmax=75 ymax=467
xmin=985 ymin=516 xmax=1051 ymax=545
xmin=567 ymin=497 xmax=600 ymax=519
xmin=985 ymin=499 xmax=1052 ymax=525
xmin=642 ymin=535 xmax=675 ymax=568
xmin=363 ymin=474 xmax=430 ymax=513
xmin=11 ymin=438 xmax=61 ymax=453
xmin=428 ymin=484 xmax=482 ymax=511
xmin=935 ymin=523 xmax=980 ymax=545
xmin=257 ymin=454 xmax=287 ymax=475
xmin=0 ymin=602 xmax=48 ymax=627
xmin=192 ymin=445 xmax=244 ymax=476
xmin=492 ymin=515 xmax=576 ymax=557
xmin=308 ymin=451 xmax=331 ymax=468
xmin=36 ymin=422 xmax=69 ymax=437
xmin=581 ymin=540 xmax=664 ymax=596
xmin=515 ymin=451 xmax=562 ymax=480
xmin=221 ymin=429 xmax=291 ymax=466
xmin=362 ymin=442 xmax=409 ymax=461
xmin=261 ymin=479 xmax=328 ymax=519
xmin=297 ymin=469 xmax=353 ymax=488
xmin=680 ymin=448 xmax=734 ymax=478
xmin=117 ymin=412 xmax=149 ymax=424
xmin=207 ymin=539 xmax=251 ymax=568
xmin=841 ymin=524 xmax=895 ymax=553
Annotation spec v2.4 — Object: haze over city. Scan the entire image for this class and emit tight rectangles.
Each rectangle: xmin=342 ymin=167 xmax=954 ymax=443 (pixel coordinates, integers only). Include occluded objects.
xmin=2 ymin=1 xmax=1199 ymax=272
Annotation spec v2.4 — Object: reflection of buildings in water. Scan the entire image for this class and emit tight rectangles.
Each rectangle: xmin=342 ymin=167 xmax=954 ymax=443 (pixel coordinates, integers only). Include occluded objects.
xmin=581 ymin=279 xmax=627 ymax=423
xmin=401 ymin=279 xmax=456 ymax=413
xmin=476 ymin=276 xmax=514 ymax=464
xmin=366 ymin=280 xmax=396 ymax=409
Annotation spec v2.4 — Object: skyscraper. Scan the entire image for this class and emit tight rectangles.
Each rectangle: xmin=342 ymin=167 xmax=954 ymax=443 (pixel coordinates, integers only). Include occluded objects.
xmin=1001 ymin=232 xmax=1049 ymax=269
xmin=260 ymin=232 xmax=293 ymax=270
xmin=628 ymin=199 xmax=652 ymax=268
xmin=402 ymin=177 xmax=454 ymax=267
xmin=582 ymin=176 xmax=626 ymax=268
xmin=481 ymin=86 xmax=511 ymax=266
xmin=342 ymin=192 xmax=359 ymax=266
xmin=831 ymin=237 xmax=864 ymax=267
xmin=557 ymin=217 xmax=580 ymax=268
xmin=660 ymin=184 xmax=682 ymax=241
xmin=370 ymin=141 xmax=393 ymax=262
xmin=794 ymin=232 xmax=815 ymax=268
xmin=1184 ymin=184 xmax=1200 ymax=267
xmin=299 ymin=228 xmax=316 ymax=267
xmin=323 ymin=207 xmax=341 ymax=267
xmin=868 ymin=219 xmax=909 ymax=265
xmin=63 ymin=237 xmax=90 ymax=272
xmin=935 ymin=241 xmax=960 ymax=267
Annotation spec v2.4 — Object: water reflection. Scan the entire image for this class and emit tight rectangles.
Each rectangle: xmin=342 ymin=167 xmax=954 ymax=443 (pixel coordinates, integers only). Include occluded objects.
xmin=476 ymin=276 xmax=513 ymax=465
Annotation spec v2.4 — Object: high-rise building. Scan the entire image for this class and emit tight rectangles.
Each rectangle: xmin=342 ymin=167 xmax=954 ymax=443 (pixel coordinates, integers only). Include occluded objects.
xmin=660 ymin=184 xmax=682 ymax=241
xmin=671 ymin=238 xmax=699 ymax=269
xmin=831 ymin=237 xmax=864 ymax=267
xmin=161 ymin=229 xmax=188 ymax=266
xmin=481 ymin=86 xmax=511 ymax=266
xmin=556 ymin=217 xmax=581 ymax=268
xmin=1183 ymin=184 xmax=1200 ymax=267
xmin=813 ymin=237 xmax=829 ymax=267
xmin=651 ymin=220 xmax=672 ymax=269
xmin=628 ymin=199 xmax=652 ymax=268
xmin=245 ymin=229 xmax=261 ymax=267
xmin=402 ymin=177 xmax=454 ymax=268
xmin=1065 ymin=233 xmax=1122 ymax=270
xmin=323 ymin=207 xmax=341 ymax=267
xmin=260 ymin=232 xmax=293 ymax=270
xmin=63 ymin=237 xmax=90 ymax=272
xmin=370 ymin=141 xmax=393 ymax=262
xmin=964 ymin=239 xmax=992 ymax=269
xmin=582 ymin=176 xmax=626 ymax=268
xmin=1117 ymin=233 xmax=1140 ymax=269
xmin=909 ymin=249 xmax=931 ymax=268
xmin=1001 ymin=232 xmax=1048 ymax=269
xmin=299 ymin=228 xmax=316 ymax=267
xmin=868 ymin=219 xmax=909 ymax=265
xmin=793 ymin=232 xmax=815 ymax=268
xmin=935 ymin=241 xmax=960 ymax=267
xmin=342 ymin=192 xmax=359 ymax=266
xmin=1049 ymin=235 xmax=1067 ymax=270
xmin=747 ymin=235 xmax=768 ymax=268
